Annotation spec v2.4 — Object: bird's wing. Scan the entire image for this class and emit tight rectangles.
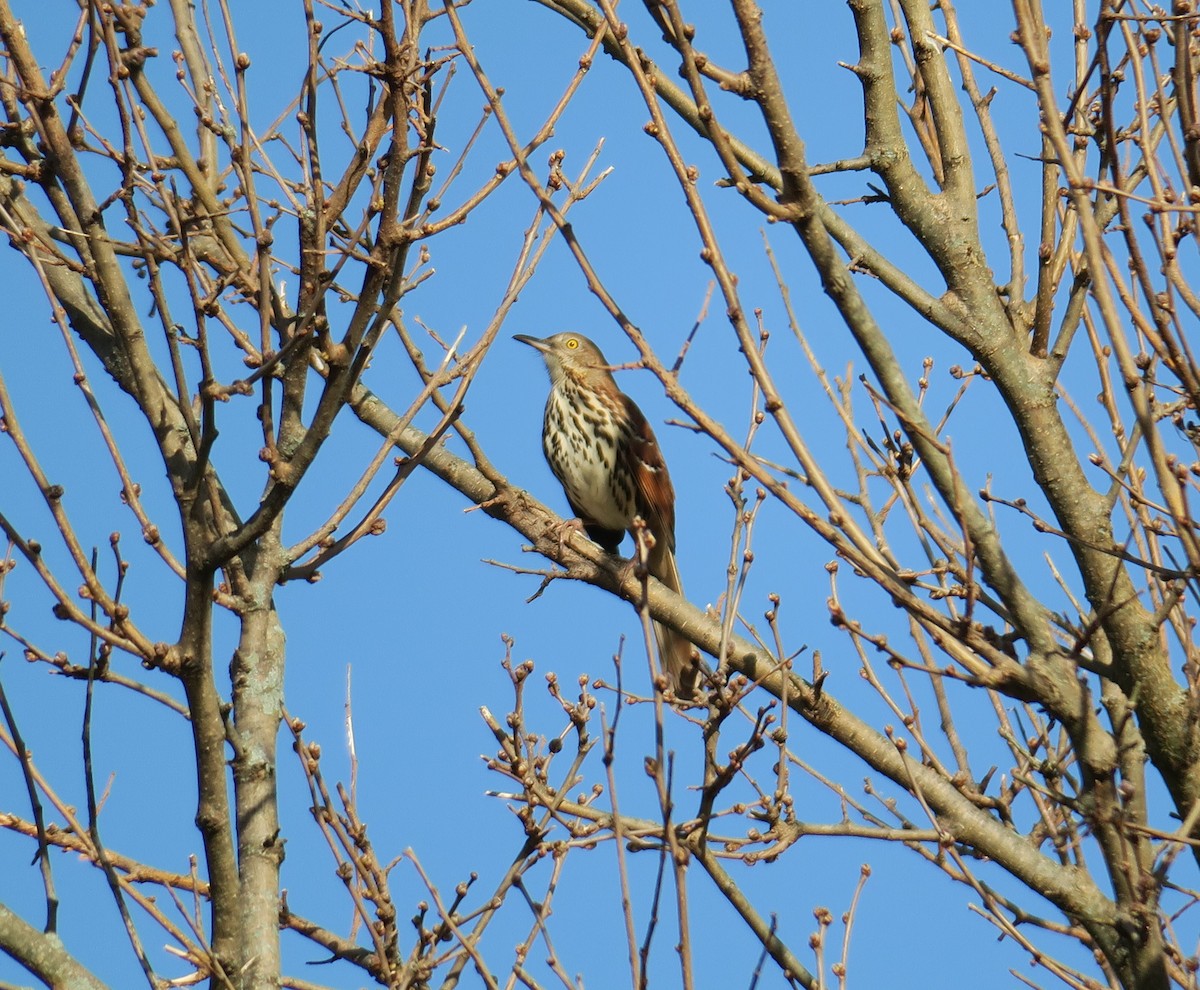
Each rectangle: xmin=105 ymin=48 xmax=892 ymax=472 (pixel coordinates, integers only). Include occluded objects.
xmin=621 ymin=395 xmax=677 ymax=558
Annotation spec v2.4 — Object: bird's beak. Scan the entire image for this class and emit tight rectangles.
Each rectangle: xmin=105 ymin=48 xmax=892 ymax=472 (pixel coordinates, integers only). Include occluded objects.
xmin=513 ymin=334 xmax=549 ymax=353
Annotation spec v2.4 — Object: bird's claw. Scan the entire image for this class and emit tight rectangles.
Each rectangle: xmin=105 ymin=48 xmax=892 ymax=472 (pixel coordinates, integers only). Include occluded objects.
xmin=553 ymin=516 xmax=588 ymax=556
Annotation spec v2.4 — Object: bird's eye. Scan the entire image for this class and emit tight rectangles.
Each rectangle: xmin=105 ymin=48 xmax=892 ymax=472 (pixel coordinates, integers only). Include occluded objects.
xmin=565 ymin=337 xmax=579 ymax=349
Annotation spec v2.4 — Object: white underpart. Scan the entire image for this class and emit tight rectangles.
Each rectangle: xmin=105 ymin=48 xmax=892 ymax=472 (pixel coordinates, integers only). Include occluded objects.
xmin=542 ymin=380 xmax=634 ymax=531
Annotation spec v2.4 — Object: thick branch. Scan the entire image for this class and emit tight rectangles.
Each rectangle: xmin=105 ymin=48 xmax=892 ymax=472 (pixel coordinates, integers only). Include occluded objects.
xmin=0 ymin=901 xmax=109 ymax=990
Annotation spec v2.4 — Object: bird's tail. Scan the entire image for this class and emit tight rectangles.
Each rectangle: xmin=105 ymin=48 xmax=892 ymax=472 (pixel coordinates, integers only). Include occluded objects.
xmin=649 ymin=543 xmax=702 ymax=701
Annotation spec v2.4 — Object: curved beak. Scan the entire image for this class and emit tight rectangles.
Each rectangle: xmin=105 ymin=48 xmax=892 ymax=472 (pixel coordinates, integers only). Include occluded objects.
xmin=513 ymin=334 xmax=549 ymax=353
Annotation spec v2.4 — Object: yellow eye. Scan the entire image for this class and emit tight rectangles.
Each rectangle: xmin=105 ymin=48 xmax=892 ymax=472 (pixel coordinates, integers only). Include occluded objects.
xmin=565 ymin=337 xmax=579 ymax=349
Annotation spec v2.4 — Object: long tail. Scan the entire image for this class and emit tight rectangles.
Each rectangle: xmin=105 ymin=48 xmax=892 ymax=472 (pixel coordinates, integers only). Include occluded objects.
xmin=649 ymin=542 xmax=702 ymax=700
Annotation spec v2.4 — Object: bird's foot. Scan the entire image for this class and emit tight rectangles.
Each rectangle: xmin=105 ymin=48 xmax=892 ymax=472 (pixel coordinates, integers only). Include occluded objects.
xmin=616 ymin=554 xmax=649 ymax=584
xmin=552 ymin=516 xmax=588 ymax=556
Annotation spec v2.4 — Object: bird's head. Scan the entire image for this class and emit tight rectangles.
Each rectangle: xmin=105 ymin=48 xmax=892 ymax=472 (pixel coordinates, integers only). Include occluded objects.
xmin=514 ymin=332 xmax=612 ymax=386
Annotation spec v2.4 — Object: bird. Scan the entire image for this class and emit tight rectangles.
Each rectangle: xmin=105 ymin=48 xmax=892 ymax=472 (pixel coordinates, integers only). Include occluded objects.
xmin=514 ymin=332 xmax=701 ymax=700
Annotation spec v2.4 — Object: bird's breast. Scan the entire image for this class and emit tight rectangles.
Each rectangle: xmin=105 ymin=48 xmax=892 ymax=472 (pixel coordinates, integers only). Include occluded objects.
xmin=542 ymin=384 xmax=635 ymax=531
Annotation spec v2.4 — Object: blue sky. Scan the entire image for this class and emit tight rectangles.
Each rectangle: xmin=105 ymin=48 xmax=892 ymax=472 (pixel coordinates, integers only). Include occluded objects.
xmin=0 ymin=2 xmax=1180 ymax=988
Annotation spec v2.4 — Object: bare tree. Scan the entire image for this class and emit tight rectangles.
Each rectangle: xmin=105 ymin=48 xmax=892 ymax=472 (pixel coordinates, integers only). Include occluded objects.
xmin=1 ymin=2 xmax=1198 ymax=990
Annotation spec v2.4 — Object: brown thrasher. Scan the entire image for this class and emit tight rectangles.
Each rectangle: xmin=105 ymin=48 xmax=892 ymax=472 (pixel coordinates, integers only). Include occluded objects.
xmin=515 ymin=332 xmax=701 ymax=700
